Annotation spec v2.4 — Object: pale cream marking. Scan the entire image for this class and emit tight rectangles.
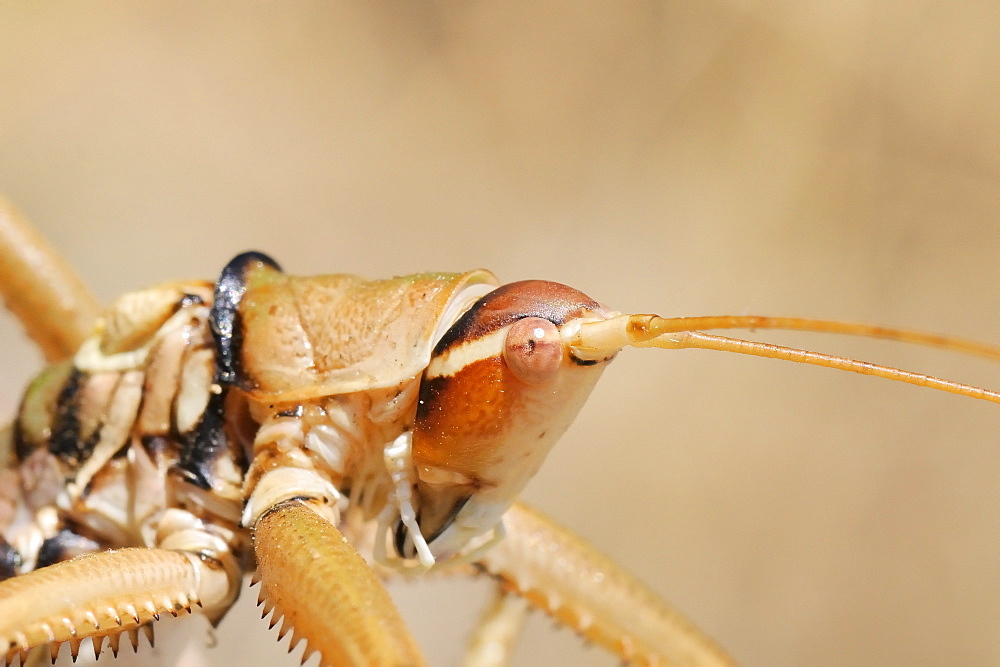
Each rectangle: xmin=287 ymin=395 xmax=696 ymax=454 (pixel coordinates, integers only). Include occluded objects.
xmin=67 ymin=370 xmax=144 ymax=500
xmin=366 ymin=379 xmax=419 ymax=425
xmin=75 ymin=370 xmax=119 ymax=443
xmin=174 ymin=347 xmax=214 ymax=434
xmin=418 ymin=496 xmax=510 ymax=563
xmin=430 ymin=283 xmax=498 ymax=349
xmin=425 ymin=327 xmax=508 ymax=379
xmin=379 ymin=431 xmax=434 ymax=569
xmin=78 ymin=466 xmax=134 ymax=544
xmin=416 ymin=465 xmax=473 ymax=486
xmin=305 ymin=424 xmax=348 ymax=477
xmin=128 ymin=441 xmax=169 ymax=547
xmin=135 ymin=322 xmax=188 ymax=435
xmin=73 ymin=305 xmax=209 ymax=373
xmin=242 ymin=467 xmax=342 ymax=529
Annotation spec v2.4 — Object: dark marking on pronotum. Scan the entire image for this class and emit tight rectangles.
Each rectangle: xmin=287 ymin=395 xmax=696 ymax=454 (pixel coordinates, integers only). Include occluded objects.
xmin=210 ymin=251 xmax=281 ymax=386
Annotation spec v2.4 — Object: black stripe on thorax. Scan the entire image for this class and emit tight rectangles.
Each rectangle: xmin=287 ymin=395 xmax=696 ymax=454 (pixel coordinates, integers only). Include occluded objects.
xmin=210 ymin=251 xmax=281 ymax=387
xmin=174 ymin=387 xmax=241 ymax=490
xmin=46 ymin=368 xmax=97 ymax=468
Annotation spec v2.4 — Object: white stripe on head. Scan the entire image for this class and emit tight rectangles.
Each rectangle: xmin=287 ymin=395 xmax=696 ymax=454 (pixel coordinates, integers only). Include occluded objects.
xmin=425 ymin=327 xmax=509 ymax=379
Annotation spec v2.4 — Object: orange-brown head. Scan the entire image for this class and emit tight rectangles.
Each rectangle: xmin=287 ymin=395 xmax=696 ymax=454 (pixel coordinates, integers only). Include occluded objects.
xmin=400 ymin=280 xmax=616 ymax=560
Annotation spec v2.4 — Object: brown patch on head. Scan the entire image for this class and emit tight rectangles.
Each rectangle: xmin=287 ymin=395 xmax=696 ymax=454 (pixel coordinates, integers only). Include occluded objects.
xmin=433 ymin=280 xmax=606 ymax=355
xmin=413 ymin=355 xmax=523 ymax=488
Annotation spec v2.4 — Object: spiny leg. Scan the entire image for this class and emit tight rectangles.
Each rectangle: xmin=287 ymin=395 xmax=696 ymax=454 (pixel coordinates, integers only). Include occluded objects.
xmin=252 ymin=499 xmax=425 ymax=667
xmin=476 ymin=501 xmax=733 ymax=666
xmin=463 ymin=585 xmax=528 ymax=667
xmin=0 ymin=547 xmax=238 ymax=664
xmin=0 ymin=196 xmax=100 ymax=362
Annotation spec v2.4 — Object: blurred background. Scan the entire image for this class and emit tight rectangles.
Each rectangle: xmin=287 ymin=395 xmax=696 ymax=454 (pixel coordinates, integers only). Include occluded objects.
xmin=1 ymin=3 xmax=998 ymax=665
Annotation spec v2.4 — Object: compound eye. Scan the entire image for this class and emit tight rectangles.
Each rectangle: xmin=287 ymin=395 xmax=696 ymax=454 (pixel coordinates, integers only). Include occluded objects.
xmin=502 ymin=317 xmax=563 ymax=384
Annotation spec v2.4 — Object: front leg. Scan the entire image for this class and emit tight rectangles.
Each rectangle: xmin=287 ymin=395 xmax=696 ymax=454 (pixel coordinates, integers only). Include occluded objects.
xmin=252 ymin=499 xmax=424 ymax=666
xmin=462 ymin=585 xmax=528 ymax=667
xmin=0 ymin=543 xmax=238 ymax=664
xmin=476 ymin=502 xmax=733 ymax=666
xmin=243 ymin=414 xmax=425 ymax=666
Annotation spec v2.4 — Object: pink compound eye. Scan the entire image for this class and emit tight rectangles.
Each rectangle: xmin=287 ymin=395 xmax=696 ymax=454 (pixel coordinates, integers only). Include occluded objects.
xmin=502 ymin=317 xmax=563 ymax=384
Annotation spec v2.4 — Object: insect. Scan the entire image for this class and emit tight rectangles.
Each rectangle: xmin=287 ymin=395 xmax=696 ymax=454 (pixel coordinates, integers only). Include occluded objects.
xmin=0 ymin=195 xmax=997 ymax=666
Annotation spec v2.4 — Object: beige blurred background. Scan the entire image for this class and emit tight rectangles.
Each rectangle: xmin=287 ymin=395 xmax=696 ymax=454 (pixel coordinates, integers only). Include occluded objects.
xmin=1 ymin=3 xmax=998 ymax=666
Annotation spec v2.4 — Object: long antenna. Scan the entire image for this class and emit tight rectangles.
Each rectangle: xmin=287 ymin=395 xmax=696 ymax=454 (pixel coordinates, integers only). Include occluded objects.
xmin=569 ymin=314 xmax=1000 ymax=405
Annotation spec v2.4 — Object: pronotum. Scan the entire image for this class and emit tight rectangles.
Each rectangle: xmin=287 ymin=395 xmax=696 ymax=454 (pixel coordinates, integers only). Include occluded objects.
xmin=0 ymin=196 xmax=997 ymax=666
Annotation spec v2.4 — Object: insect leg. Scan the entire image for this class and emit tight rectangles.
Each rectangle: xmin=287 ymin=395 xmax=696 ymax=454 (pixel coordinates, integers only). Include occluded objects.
xmin=477 ymin=502 xmax=734 ymax=666
xmin=0 ymin=196 xmax=99 ymax=363
xmin=241 ymin=413 xmax=423 ymax=665
xmin=462 ymin=585 xmax=528 ymax=667
xmin=0 ymin=546 xmax=237 ymax=664
xmin=252 ymin=499 xmax=425 ymax=666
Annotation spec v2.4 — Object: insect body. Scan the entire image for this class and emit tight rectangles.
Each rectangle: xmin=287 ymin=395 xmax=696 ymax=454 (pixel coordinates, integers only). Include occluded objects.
xmin=1 ymin=228 xmax=722 ymax=665
xmin=0 ymin=198 xmax=997 ymax=665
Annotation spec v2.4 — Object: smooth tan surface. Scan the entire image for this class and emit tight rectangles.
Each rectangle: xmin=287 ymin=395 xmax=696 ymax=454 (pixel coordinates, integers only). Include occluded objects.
xmin=0 ymin=4 xmax=997 ymax=666
xmin=0 ymin=196 xmax=99 ymax=361
xmin=238 ymin=269 xmax=496 ymax=398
